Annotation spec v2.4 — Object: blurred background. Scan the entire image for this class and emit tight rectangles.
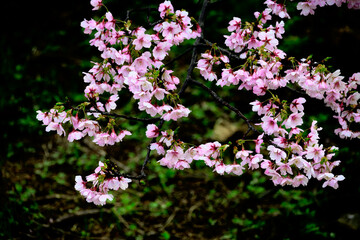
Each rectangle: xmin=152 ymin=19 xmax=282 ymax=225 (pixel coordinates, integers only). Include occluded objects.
xmin=1 ymin=0 xmax=360 ymax=239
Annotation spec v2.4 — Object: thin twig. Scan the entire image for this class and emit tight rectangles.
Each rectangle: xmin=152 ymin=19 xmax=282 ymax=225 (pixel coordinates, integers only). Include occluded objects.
xmin=115 ymin=119 xmax=165 ymax=180
xmin=87 ymin=109 xmax=161 ymax=123
xmin=201 ymin=39 xmax=242 ymax=60
xmin=189 ymin=78 xmax=257 ymax=134
xmin=82 ymin=100 xmax=160 ymax=123
xmin=141 ymin=119 xmax=165 ymax=177
xmin=125 ymin=7 xmax=158 ymax=22
xmin=164 ymin=47 xmax=193 ymax=67
xmin=54 ymin=209 xmax=111 ymax=224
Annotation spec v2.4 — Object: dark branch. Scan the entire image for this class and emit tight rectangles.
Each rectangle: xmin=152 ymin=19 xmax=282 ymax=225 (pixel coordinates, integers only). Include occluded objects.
xmin=87 ymin=110 xmax=161 ymax=123
xmin=115 ymin=119 xmax=165 ymax=180
xmin=124 ymin=7 xmax=158 ymax=22
xmin=201 ymin=39 xmax=242 ymax=60
xmin=189 ymin=78 xmax=258 ymax=135
xmin=178 ymin=0 xmax=209 ymax=96
xmin=164 ymin=47 xmax=193 ymax=67
xmin=140 ymin=119 xmax=165 ymax=177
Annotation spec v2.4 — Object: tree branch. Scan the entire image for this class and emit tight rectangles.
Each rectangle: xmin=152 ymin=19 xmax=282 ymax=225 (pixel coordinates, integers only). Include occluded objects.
xmin=124 ymin=7 xmax=158 ymax=22
xmin=189 ymin=78 xmax=257 ymax=135
xmin=178 ymin=0 xmax=209 ymax=96
xmin=164 ymin=46 xmax=193 ymax=67
xmin=87 ymin=109 xmax=161 ymax=123
xmin=201 ymin=39 xmax=242 ymax=60
xmin=114 ymin=119 xmax=165 ymax=180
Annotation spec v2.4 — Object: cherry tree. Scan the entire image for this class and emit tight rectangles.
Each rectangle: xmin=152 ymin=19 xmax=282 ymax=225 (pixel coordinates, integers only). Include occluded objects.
xmin=37 ymin=0 xmax=360 ymax=206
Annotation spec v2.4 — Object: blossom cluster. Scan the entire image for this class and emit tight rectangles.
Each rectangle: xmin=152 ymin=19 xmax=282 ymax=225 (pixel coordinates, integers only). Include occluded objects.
xmin=150 ymin=95 xmax=345 ymax=189
xmin=82 ymin=0 xmax=201 ymax=122
xmin=36 ymin=0 xmax=202 ymax=205
xmin=190 ymin=0 xmax=360 ymax=187
xmin=296 ymin=0 xmax=360 ymax=15
xmin=75 ymin=161 xmax=132 ymax=205
xmin=190 ymin=0 xmax=358 ymax=188
xmin=37 ymin=0 xmax=200 ymax=148
xmin=197 ymin=8 xmax=287 ymax=87
xmin=196 ymin=4 xmax=360 ymax=139
xmin=36 ymin=108 xmax=131 ymax=145
xmin=251 ymin=96 xmax=345 ymax=189
xmin=285 ymin=62 xmax=360 ymax=139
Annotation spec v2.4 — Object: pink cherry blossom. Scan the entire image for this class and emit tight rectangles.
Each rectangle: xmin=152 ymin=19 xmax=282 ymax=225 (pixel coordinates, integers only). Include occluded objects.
xmin=150 ymin=142 xmax=166 ymax=155
xmin=172 ymin=159 xmax=189 ymax=170
xmin=290 ymin=97 xmax=306 ymax=112
xmin=306 ymin=145 xmax=325 ymax=162
xmin=292 ymin=175 xmax=309 ymax=187
xmin=258 ymin=30 xmax=279 ymax=51
xmin=146 ymin=124 xmax=160 ymax=138
xmin=105 ymin=12 xmax=115 ymax=29
xmin=297 ymin=2 xmax=317 ymax=15
xmin=152 ymin=87 xmax=169 ymax=100
xmin=214 ymin=162 xmax=226 ymax=175
xmin=78 ymin=119 xmax=99 ymax=137
xmin=264 ymin=1 xmax=290 ymax=19
xmin=158 ymin=0 xmax=174 ymax=18
xmin=276 ymin=162 xmax=293 ymax=175
xmin=248 ymin=154 xmax=263 ymax=170
xmin=267 ymin=145 xmax=286 ymax=163
xmin=235 ymin=149 xmax=253 ymax=160
xmin=283 ymin=112 xmax=304 ymax=129
xmin=227 ymin=17 xmax=242 ymax=32
xmin=318 ymin=173 xmax=345 ymax=189
xmin=118 ymin=177 xmax=132 ymax=190
xmin=225 ymin=164 xmax=245 ymax=175
xmin=75 ymin=176 xmax=86 ymax=191
xmin=161 ymin=21 xmax=181 ymax=39
xmin=36 ymin=110 xmax=52 ymax=125
xmin=153 ymin=41 xmax=171 ymax=60
xmin=46 ymin=122 xmax=66 ymax=136
xmin=162 ymin=104 xmax=191 ymax=121
xmin=90 ymin=0 xmax=102 ymax=11
xmin=254 ymin=133 xmax=264 ymax=153
xmin=105 ymin=94 xmax=119 ymax=112
xmin=261 ymin=116 xmax=279 ymax=135
xmin=117 ymin=130 xmax=132 ymax=142
xmin=132 ymin=33 xmax=152 ymax=50
xmin=138 ymin=101 xmax=159 ymax=117
xmin=68 ymin=130 xmax=84 ymax=142
xmin=75 ymin=161 xmax=132 ymax=206
xmin=81 ymin=19 xmax=97 ymax=34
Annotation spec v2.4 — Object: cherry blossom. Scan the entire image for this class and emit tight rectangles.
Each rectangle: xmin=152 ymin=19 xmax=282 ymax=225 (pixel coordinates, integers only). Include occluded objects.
xmin=296 ymin=0 xmax=360 ymax=15
xmin=90 ymin=0 xmax=102 ymax=11
xmin=158 ymin=0 xmax=174 ymax=19
xmin=45 ymin=122 xmax=66 ymax=136
xmin=146 ymin=124 xmax=160 ymax=138
xmin=227 ymin=17 xmax=241 ymax=32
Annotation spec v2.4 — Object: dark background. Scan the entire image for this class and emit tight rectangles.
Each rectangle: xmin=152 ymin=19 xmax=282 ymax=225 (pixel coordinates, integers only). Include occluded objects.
xmin=1 ymin=0 xmax=360 ymax=239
